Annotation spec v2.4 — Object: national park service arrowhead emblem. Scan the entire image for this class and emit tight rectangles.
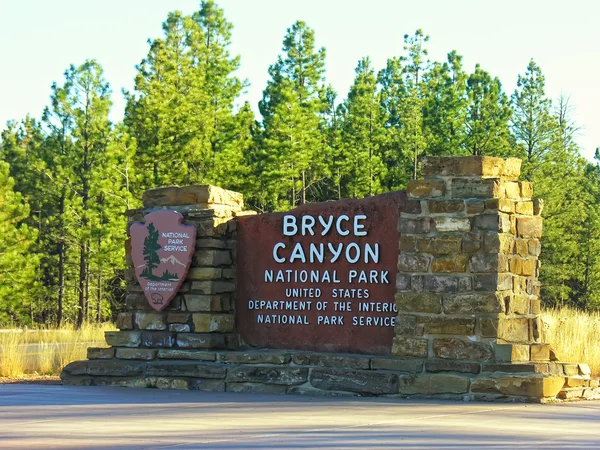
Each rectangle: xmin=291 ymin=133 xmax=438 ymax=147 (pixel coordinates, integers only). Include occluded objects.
xmin=130 ymin=210 xmax=196 ymax=311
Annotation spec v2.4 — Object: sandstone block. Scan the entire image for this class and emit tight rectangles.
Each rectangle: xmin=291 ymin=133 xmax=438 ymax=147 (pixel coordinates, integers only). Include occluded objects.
xmin=452 ymin=179 xmax=502 ymax=199
xmin=462 ymin=233 xmax=481 ymax=253
xmin=479 ymin=318 xmax=499 ymax=338
xmin=184 ymin=294 xmax=223 ymax=312
xmin=415 ymin=236 xmax=462 ymax=255
xmin=187 ymin=267 xmax=222 ymax=280
xmin=395 ymin=292 xmax=442 ymax=313
xmin=399 ymin=236 xmax=415 ymax=251
xmin=142 ymin=185 xmax=243 ymax=208
xmin=157 ymin=349 xmax=217 ymax=361
xmin=87 ymin=347 xmax=114 ymax=360
xmin=196 ymin=238 xmax=228 ymax=249
xmin=399 ymin=373 xmax=470 ymax=395
xmin=398 ymin=253 xmax=431 ymax=272
xmin=530 ymin=299 xmax=541 ymax=314
xmin=497 ymin=318 xmax=530 ymax=343
xmin=227 ymin=367 xmax=308 ymax=385
xmin=135 ymin=312 xmax=166 ymax=331
xmin=471 ymin=375 xmax=564 ymax=398
xmin=563 ymin=364 xmax=579 ymax=376
xmin=403 ymin=200 xmax=422 ymax=214
xmin=514 ymin=239 xmax=529 ymax=256
xmin=392 ymin=337 xmax=428 ymax=358
xmin=469 ymin=254 xmax=508 ymax=273
xmin=84 ymin=360 xmax=144 ymax=377
xmin=433 ymin=338 xmax=493 ymax=361
xmin=465 ymin=200 xmax=485 ymax=214
xmin=176 ymin=333 xmax=227 ymax=349
xmin=422 ymin=317 xmax=475 ymax=335
xmin=146 ymin=361 xmax=226 ymax=378
xmin=503 ymin=182 xmax=521 ymax=199
xmin=310 ymin=369 xmax=399 ymax=395
xmin=141 ymin=331 xmax=175 ymax=348
xmin=167 ymin=312 xmax=189 ymax=323
xmin=396 ymin=273 xmax=411 ymax=290
xmin=395 ymin=314 xmax=417 ymax=335
xmin=292 ymin=353 xmax=370 ymax=369
xmin=192 ymin=313 xmax=234 ymax=333
xmin=533 ymin=198 xmax=544 ymax=215
xmin=407 ymin=179 xmax=446 ymax=198
xmin=481 ymin=363 xmax=548 ymax=374
xmin=443 ymin=292 xmax=504 ymax=314
xmin=485 ymin=198 xmax=515 ymax=213
xmin=425 ymin=360 xmax=480 ymax=374
xmin=105 ymin=331 xmax=141 ymax=348
xmin=483 ymin=234 xmax=514 ymax=254
xmin=495 ymin=343 xmax=530 ymax=363
xmin=116 ymin=348 xmax=157 ymax=360
xmin=473 ymin=273 xmax=512 ymax=291
xmin=427 ymin=200 xmax=465 ymax=214
xmin=370 ymin=358 xmax=423 ymax=373
xmin=579 ymin=364 xmax=592 ymax=376
xmin=530 ymin=344 xmax=551 ymax=362
xmin=528 ymin=239 xmax=541 ymax=256
xmin=510 ymin=257 xmax=536 ymax=276
xmin=169 ymin=324 xmax=190 ymax=332
xmin=520 ymin=181 xmax=534 ymax=198
xmin=516 ymin=217 xmax=543 ymax=238
xmin=434 ymin=217 xmax=471 ymax=232
xmin=508 ymin=295 xmax=530 ymax=315
xmin=221 ymin=352 xmax=291 ymax=365
xmin=193 ymin=250 xmax=232 ymax=267
xmin=424 ymin=275 xmax=459 ymax=293
xmin=515 ymin=201 xmax=533 ymax=215
xmin=398 ymin=217 xmax=433 ymax=234
xmin=431 ymin=255 xmax=468 ymax=273
xmin=116 ymin=313 xmax=133 ymax=330
xmin=421 ymin=156 xmax=521 ymax=180
xmin=190 ymin=281 xmax=235 ymax=294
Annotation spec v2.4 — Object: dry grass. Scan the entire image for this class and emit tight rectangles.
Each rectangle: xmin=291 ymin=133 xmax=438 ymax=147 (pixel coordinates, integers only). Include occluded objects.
xmin=542 ymin=307 xmax=600 ymax=377
xmin=0 ymin=323 xmax=115 ymax=377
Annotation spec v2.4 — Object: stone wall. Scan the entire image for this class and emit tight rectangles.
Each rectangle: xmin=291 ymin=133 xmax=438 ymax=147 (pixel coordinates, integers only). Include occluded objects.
xmin=114 ymin=185 xmax=254 ymax=356
xmin=61 ymin=157 xmax=599 ymax=402
xmin=393 ymin=156 xmax=549 ymax=364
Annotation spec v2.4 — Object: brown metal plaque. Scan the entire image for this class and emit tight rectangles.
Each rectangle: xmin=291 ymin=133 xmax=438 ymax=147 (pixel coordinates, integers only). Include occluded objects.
xmin=236 ymin=192 xmax=406 ymax=355
xmin=130 ymin=210 xmax=196 ymax=311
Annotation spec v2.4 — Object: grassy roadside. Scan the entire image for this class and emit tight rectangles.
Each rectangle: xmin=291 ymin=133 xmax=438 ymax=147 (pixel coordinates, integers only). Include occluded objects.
xmin=0 ymin=308 xmax=598 ymax=379
xmin=0 ymin=323 xmax=115 ymax=378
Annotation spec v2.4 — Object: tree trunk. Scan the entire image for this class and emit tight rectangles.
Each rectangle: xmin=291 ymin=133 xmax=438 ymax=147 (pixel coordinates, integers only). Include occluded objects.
xmin=57 ymin=188 xmax=66 ymax=327
xmin=77 ymin=242 xmax=87 ymax=329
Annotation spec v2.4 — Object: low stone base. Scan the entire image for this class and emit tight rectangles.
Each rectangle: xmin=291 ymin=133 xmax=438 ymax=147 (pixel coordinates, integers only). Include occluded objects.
xmin=61 ymin=349 xmax=597 ymax=402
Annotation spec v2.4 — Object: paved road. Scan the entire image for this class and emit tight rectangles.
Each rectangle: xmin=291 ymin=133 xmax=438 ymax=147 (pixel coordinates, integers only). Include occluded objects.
xmin=0 ymin=384 xmax=599 ymax=449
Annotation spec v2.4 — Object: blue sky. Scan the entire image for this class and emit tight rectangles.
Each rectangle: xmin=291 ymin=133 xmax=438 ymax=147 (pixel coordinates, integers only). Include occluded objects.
xmin=1 ymin=0 xmax=598 ymax=160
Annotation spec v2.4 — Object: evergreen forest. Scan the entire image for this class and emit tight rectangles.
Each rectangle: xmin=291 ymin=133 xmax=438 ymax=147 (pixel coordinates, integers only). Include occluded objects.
xmin=1 ymin=1 xmax=599 ymax=327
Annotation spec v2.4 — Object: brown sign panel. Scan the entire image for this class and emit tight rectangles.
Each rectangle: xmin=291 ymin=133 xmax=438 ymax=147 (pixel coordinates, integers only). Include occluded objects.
xmin=236 ymin=192 xmax=405 ymax=355
xmin=130 ymin=210 xmax=196 ymax=311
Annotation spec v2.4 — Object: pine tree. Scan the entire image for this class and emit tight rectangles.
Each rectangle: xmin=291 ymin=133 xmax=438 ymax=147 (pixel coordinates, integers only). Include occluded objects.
xmin=511 ymin=59 xmax=555 ymax=177
xmin=258 ymin=21 xmax=330 ymax=210
xmin=142 ymin=222 xmax=162 ymax=279
xmin=465 ymin=65 xmax=513 ymax=156
xmin=0 ymin=161 xmax=39 ymax=325
xmin=339 ymin=57 xmax=386 ymax=198
xmin=125 ymin=2 xmax=244 ymax=192
xmin=423 ymin=51 xmax=469 ymax=155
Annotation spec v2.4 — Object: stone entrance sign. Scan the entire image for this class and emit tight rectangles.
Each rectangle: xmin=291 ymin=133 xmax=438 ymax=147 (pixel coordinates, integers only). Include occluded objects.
xmin=130 ymin=210 xmax=196 ymax=311
xmin=236 ymin=193 xmax=405 ymax=354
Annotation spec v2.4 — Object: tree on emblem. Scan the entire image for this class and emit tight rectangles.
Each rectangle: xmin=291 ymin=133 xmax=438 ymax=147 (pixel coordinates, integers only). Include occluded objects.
xmin=140 ymin=222 xmax=162 ymax=280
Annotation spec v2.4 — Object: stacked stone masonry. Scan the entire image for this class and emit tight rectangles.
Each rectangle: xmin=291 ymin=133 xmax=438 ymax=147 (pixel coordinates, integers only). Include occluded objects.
xmin=120 ymin=185 xmax=255 ymax=352
xmin=394 ymin=156 xmax=547 ymax=365
xmin=61 ymin=159 xmax=599 ymax=402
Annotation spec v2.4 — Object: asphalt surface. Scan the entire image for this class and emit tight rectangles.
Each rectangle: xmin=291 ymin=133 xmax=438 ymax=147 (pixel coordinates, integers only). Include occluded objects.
xmin=0 ymin=384 xmax=599 ymax=449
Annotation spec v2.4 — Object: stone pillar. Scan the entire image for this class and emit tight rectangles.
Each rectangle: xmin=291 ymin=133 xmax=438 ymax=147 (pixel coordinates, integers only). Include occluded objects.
xmin=104 ymin=185 xmax=254 ymax=360
xmin=393 ymin=156 xmax=548 ymax=364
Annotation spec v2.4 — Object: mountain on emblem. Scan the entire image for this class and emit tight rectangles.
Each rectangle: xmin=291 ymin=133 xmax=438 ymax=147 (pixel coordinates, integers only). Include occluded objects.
xmin=129 ymin=210 xmax=196 ymax=311
xmin=160 ymin=255 xmax=186 ymax=267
